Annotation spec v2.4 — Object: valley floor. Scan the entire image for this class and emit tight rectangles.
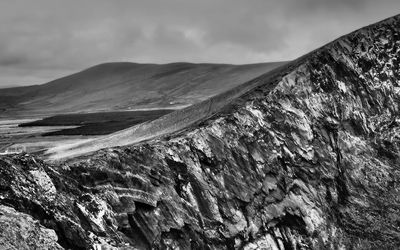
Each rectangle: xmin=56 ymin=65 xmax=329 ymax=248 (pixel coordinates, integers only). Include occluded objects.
xmin=0 ymin=109 xmax=174 ymax=155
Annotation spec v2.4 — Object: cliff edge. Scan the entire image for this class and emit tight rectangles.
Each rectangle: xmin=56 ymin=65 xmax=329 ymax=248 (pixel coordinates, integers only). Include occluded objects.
xmin=0 ymin=14 xmax=400 ymax=249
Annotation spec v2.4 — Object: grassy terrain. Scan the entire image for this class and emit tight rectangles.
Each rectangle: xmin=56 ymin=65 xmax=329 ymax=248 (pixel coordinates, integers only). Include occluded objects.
xmin=45 ymin=60 xmax=298 ymax=160
xmin=19 ymin=110 xmax=174 ymax=136
xmin=0 ymin=62 xmax=286 ymax=117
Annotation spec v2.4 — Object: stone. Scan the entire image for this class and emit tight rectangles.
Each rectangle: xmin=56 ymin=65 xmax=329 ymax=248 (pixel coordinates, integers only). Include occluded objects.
xmin=1 ymin=13 xmax=400 ymax=250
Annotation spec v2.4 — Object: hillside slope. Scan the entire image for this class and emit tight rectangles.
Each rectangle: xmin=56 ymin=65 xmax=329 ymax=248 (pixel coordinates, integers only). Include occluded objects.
xmin=0 ymin=14 xmax=400 ymax=249
xmin=0 ymin=62 xmax=284 ymax=117
xmin=45 ymin=13 xmax=399 ymax=160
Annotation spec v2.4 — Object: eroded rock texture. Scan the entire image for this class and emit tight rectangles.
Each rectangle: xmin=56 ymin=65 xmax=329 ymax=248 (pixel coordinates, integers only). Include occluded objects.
xmin=0 ymin=15 xmax=400 ymax=249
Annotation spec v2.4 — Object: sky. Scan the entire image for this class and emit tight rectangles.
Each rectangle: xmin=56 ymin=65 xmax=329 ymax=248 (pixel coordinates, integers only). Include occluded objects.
xmin=0 ymin=0 xmax=399 ymax=88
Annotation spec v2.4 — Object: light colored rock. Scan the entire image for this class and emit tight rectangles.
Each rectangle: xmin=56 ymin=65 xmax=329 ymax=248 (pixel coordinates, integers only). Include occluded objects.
xmin=0 ymin=205 xmax=62 ymax=250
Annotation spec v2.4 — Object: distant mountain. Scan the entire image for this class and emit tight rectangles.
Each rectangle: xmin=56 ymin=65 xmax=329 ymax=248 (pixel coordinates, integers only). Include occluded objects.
xmin=0 ymin=84 xmax=23 ymax=89
xmin=2 ymin=13 xmax=400 ymax=250
xmin=46 ymin=15 xmax=400 ymax=162
xmin=44 ymin=13 xmax=400 ymax=249
xmin=0 ymin=62 xmax=285 ymax=117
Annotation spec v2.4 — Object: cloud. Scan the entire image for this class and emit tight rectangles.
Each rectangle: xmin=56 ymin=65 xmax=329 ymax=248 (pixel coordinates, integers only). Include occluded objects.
xmin=0 ymin=0 xmax=399 ymax=87
xmin=295 ymin=0 xmax=365 ymax=10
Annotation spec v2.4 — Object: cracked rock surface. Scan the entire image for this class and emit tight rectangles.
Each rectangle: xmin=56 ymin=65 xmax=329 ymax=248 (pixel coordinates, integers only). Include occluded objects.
xmin=1 ymin=14 xmax=400 ymax=249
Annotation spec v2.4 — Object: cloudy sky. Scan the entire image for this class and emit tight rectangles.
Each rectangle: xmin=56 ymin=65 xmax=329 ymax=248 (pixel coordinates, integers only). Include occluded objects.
xmin=1 ymin=0 xmax=399 ymax=88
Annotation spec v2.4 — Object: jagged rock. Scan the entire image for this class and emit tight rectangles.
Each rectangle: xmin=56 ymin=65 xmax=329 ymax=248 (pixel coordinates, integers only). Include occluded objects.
xmin=0 ymin=205 xmax=63 ymax=250
xmin=1 ymin=14 xmax=400 ymax=249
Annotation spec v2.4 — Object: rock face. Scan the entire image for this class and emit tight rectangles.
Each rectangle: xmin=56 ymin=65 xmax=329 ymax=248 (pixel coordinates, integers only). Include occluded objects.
xmin=0 ymin=205 xmax=63 ymax=249
xmin=0 ymin=14 xmax=400 ymax=249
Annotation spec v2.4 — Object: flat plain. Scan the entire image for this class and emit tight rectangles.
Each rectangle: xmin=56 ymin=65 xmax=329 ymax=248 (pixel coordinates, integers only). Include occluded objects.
xmin=0 ymin=109 xmax=174 ymax=154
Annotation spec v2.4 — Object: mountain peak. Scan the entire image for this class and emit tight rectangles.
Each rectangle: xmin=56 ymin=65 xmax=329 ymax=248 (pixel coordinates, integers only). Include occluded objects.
xmin=47 ymin=13 xmax=400 ymax=161
xmin=2 ymin=13 xmax=400 ymax=250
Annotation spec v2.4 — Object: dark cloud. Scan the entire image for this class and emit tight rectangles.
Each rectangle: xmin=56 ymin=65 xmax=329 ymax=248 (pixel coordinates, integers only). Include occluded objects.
xmin=0 ymin=0 xmax=399 ymax=87
xmin=297 ymin=0 xmax=365 ymax=10
xmin=0 ymin=55 xmax=25 ymax=67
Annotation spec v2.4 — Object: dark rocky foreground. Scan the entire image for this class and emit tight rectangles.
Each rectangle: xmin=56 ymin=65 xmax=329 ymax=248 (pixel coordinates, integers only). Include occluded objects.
xmin=1 ymin=15 xmax=400 ymax=249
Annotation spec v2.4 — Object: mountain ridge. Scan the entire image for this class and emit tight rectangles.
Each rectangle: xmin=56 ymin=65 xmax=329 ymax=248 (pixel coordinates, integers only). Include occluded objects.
xmin=0 ymin=61 xmax=286 ymax=118
xmin=0 ymin=13 xmax=400 ymax=250
xmin=46 ymin=14 xmax=400 ymax=160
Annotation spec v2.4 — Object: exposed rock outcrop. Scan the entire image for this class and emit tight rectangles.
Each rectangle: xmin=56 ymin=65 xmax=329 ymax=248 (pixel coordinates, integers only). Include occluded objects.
xmin=0 ymin=205 xmax=62 ymax=249
xmin=1 ymin=14 xmax=400 ymax=249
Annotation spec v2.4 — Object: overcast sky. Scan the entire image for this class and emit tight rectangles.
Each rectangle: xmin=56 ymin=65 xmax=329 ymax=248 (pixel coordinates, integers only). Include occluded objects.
xmin=0 ymin=0 xmax=399 ymax=88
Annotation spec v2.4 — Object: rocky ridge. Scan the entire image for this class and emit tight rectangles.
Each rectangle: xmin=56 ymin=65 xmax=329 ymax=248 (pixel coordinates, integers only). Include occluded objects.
xmin=0 ymin=14 xmax=400 ymax=249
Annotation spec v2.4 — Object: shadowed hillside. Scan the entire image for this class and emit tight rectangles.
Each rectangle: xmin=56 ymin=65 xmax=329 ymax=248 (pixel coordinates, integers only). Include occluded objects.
xmin=0 ymin=62 xmax=285 ymax=117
